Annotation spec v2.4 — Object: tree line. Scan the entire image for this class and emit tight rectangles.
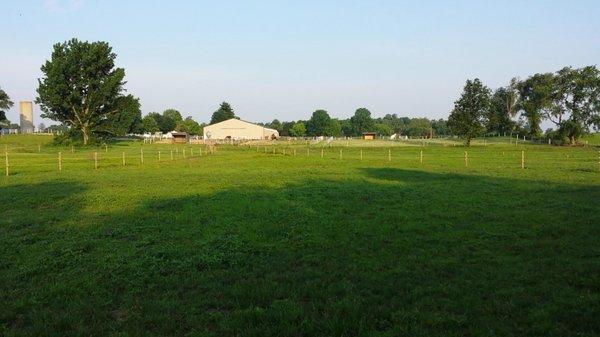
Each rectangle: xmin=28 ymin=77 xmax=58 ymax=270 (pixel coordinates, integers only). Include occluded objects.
xmin=1 ymin=38 xmax=598 ymax=145
xmin=449 ymin=66 xmax=600 ymax=145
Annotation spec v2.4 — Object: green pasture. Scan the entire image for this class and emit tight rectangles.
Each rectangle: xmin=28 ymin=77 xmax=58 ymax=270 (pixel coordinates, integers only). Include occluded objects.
xmin=1 ymin=134 xmax=599 ymax=336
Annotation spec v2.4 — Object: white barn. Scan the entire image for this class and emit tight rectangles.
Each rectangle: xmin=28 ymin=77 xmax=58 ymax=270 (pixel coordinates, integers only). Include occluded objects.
xmin=203 ymin=118 xmax=279 ymax=140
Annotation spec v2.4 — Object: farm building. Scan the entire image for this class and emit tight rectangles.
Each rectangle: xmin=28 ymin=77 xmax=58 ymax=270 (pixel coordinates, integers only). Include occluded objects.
xmin=203 ymin=118 xmax=279 ymax=140
xmin=171 ymin=132 xmax=188 ymax=143
xmin=362 ymin=132 xmax=376 ymax=140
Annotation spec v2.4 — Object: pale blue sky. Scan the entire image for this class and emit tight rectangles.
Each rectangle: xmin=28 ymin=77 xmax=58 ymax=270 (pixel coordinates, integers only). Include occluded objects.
xmin=1 ymin=0 xmax=599 ymax=126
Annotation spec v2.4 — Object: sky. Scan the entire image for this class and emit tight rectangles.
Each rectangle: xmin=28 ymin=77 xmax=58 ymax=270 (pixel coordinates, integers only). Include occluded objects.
xmin=1 ymin=0 xmax=600 ymax=127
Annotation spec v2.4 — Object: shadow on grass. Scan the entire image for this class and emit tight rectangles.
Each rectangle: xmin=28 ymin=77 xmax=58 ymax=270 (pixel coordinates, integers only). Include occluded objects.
xmin=1 ymin=171 xmax=599 ymax=336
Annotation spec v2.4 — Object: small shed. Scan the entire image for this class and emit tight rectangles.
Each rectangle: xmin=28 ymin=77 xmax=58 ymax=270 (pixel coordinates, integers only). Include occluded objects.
xmin=171 ymin=132 xmax=188 ymax=144
xmin=362 ymin=132 xmax=376 ymax=140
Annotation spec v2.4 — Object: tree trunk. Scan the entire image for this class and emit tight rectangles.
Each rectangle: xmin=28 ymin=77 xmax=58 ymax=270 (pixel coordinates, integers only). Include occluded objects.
xmin=81 ymin=126 xmax=90 ymax=146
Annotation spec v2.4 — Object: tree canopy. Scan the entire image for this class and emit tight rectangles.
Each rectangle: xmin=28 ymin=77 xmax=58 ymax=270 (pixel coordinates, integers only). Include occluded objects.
xmin=448 ymin=78 xmax=491 ymax=146
xmin=306 ymin=110 xmax=332 ymax=136
xmin=36 ymin=39 xmax=129 ymax=145
xmin=210 ymin=102 xmax=236 ymax=124
xmin=350 ymin=108 xmax=374 ymax=136
xmin=0 ymin=86 xmax=13 ymax=124
xmin=100 ymin=95 xmax=142 ymax=136
xmin=289 ymin=121 xmax=306 ymax=137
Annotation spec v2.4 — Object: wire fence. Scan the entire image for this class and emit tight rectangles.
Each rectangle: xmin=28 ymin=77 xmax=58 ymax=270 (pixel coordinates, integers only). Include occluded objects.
xmin=2 ymin=143 xmax=599 ymax=176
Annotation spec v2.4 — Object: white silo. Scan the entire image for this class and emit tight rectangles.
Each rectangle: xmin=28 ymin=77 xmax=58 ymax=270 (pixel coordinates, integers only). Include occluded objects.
xmin=19 ymin=101 xmax=34 ymax=133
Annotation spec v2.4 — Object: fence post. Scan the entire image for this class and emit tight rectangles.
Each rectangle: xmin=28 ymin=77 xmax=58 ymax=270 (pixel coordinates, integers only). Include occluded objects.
xmin=140 ymin=148 xmax=144 ymax=164
xmin=158 ymin=150 xmax=161 ymax=162
xmin=171 ymin=150 xmax=174 ymax=160
xmin=420 ymin=150 xmax=423 ymax=165
xmin=5 ymin=152 xmax=8 ymax=176
xmin=521 ymin=150 xmax=525 ymax=169
xmin=94 ymin=152 xmax=98 ymax=169
xmin=321 ymin=148 xmax=324 ymax=158
xmin=464 ymin=151 xmax=468 ymax=167
xmin=388 ymin=149 xmax=391 ymax=162
xmin=191 ymin=148 xmax=194 ymax=157
xmin=307 ymin=147 xmax=310 ymax=156
xmin=183 ymin=149 xmax=186 ymax=159
xmin=71 ymin=145 xmax=74 ymax=153
xmin=339 ymin=149 xmax=342 ymax=159
xmin=58 ymin=152 xmax=62 ymax=172
xmin=105 ymin=144 xmax=108 ymax=152
xmin=360 ymin=149 xmax=363 ymax=160
xmin=294 ymin=148 xmax=296 ymax=156
xmin=122 ymin=152 xmax=126 ymax=166
xmin=38 ymin=144 xmax=41 ymax=152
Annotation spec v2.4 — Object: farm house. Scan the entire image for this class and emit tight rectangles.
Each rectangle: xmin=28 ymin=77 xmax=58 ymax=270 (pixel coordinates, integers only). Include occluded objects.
xmin=203 ymin=118 xmax=279 ymax=140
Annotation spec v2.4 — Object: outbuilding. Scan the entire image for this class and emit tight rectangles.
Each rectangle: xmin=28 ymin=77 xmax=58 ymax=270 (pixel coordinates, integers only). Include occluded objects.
xmin=203 ymin=118 xmax=279 ymax=140
xmin=362 ymin=132 xmax=376 ymax=140
xmin=171 ymin=132 xmax=188 ymax=144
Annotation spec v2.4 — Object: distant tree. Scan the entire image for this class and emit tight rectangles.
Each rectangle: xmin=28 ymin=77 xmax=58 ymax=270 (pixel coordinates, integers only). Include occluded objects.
xmin=517 ymin=73 xmax=554 ymax=138
xmin=488 ymin=85 xmax=517 ymax=135
xmin=210 ymin=102 xmax=236 ymax=124
xmin=407 ymin=118 xmax=431 ymax=137
xmin=350 ymin=108 xmax=374 ymax=136
xmin=101 ymin=95 xmax=142 ymax=136
xmin=430 ymin=119 xmax=450 ymax=136
xmin=326 ymin=118 xmax=342 ymax=137
xmin=36 ymin=39 xmax=127 ymax=145
xmin=306 ymin=109 xmax=332 ymax=136
xmin=289 ymin=121 xmax=306 ymax=137
xmin=340 ymin=119 xmax=353 ymax=137
xmin=38 ymin=123 xmax=47 ymax=133
xmin=0 ymin=86 xmax=13 ymax=125
xmin=373 ymin=123 xmax=392 ymax=136
xmin=549 ymin=66 xmax=600 ymax=144
xmin=448 ymin=78 xmax=491 ymax=146
xmin=47 ymin=124 xmax=68 ymax=133
xmin=141 ymin=115 xmax=159 ymax=133
xmin=268 ymin=119 xmax=283 ymax=133
xmin=176 ymin=117 xmax=202 ymax=135
xmin=281 ymin=121 xmax=294 ymax=137
xmin=163 ymin=109 xmax=183 ymax=123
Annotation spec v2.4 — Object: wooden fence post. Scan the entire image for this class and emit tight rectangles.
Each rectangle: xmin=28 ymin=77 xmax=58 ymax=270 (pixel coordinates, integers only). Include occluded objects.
xmin=158 ymin=151 xmax=161 ymax=162
xmin=105 ymin=144 xmax=108 ymax=152
xmin=140 ymin=148 xmax=144 ymax=164
xmin=360 ymin=149 xmax=363 ymax=160
xmin=464 ymin=151 xmax=468 ymax=167
xmin=191 ymin=148 xmax=194 ymax=157
xmin=58 ymin=152 xmax=62 ymax=172
xmin=5 ymin=152 xmax=9 ymax=176
xmin=388 ymin=149 xmax=391 ymax=162
xmin=122 ymin=152 xmax=126 ymax=166
xmin=521 ymin=150 xmax=525 ymax=169
xmin=420 ymin=150 xmax=423 ymax=165
xmin=339 ymin=149 xmax=342 ymax=159
xmin=38 ymin=144 xmax=41 ymax=152
xmin=171 ymin=150 xmax=173 ymax=160
xmin=183 ymin=149 xmax=186 ymax=159
xmin=307 ymin=147 xmax=310 ymax=156
xmin=94 ymin=152 xmax=98 ymax=169
xmin=321 ymin=148 xmax=324 ymax=158
xmin=294 ymin=148 xmax=296 ymax=156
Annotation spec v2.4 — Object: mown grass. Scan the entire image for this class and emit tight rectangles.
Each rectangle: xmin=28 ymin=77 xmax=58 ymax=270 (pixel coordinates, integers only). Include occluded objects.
xmin=1 ymin=134 xmax=599 ymax=336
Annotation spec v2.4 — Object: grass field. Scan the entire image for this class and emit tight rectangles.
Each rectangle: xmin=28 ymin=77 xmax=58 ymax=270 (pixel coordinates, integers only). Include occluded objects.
xmin=1 ymin=134 xmax=599 ymax=336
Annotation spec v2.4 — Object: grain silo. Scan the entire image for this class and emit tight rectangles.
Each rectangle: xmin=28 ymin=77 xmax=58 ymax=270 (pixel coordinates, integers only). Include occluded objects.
xmin=19 ymin=101 xmax=34 ymax=133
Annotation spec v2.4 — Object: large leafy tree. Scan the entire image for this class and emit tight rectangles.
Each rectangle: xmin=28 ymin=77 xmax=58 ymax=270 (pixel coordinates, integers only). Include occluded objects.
xmin=350 ymin=108 xmax=374 ymax=136
xmin=306 ymin=109 xmax=331 ymax=136
xmin=448 ymin=78 xmax=491 ymax=146
xmin=0 ymin=86 xmax=13 ymax=125
xmin=210 ymin=102 xmax=236 ymax=124
xmin=488 ymin=86 xmax=517 ymax=135
xmin=36 ymin=39 xmax=127 ymax=145
xmin=517 ymin=73 xmax=554 ymax=138
xmin=549 ymin=66 xmax=600 ymax=144
xmin=100 ymin=95 xmax=142 ymax=136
